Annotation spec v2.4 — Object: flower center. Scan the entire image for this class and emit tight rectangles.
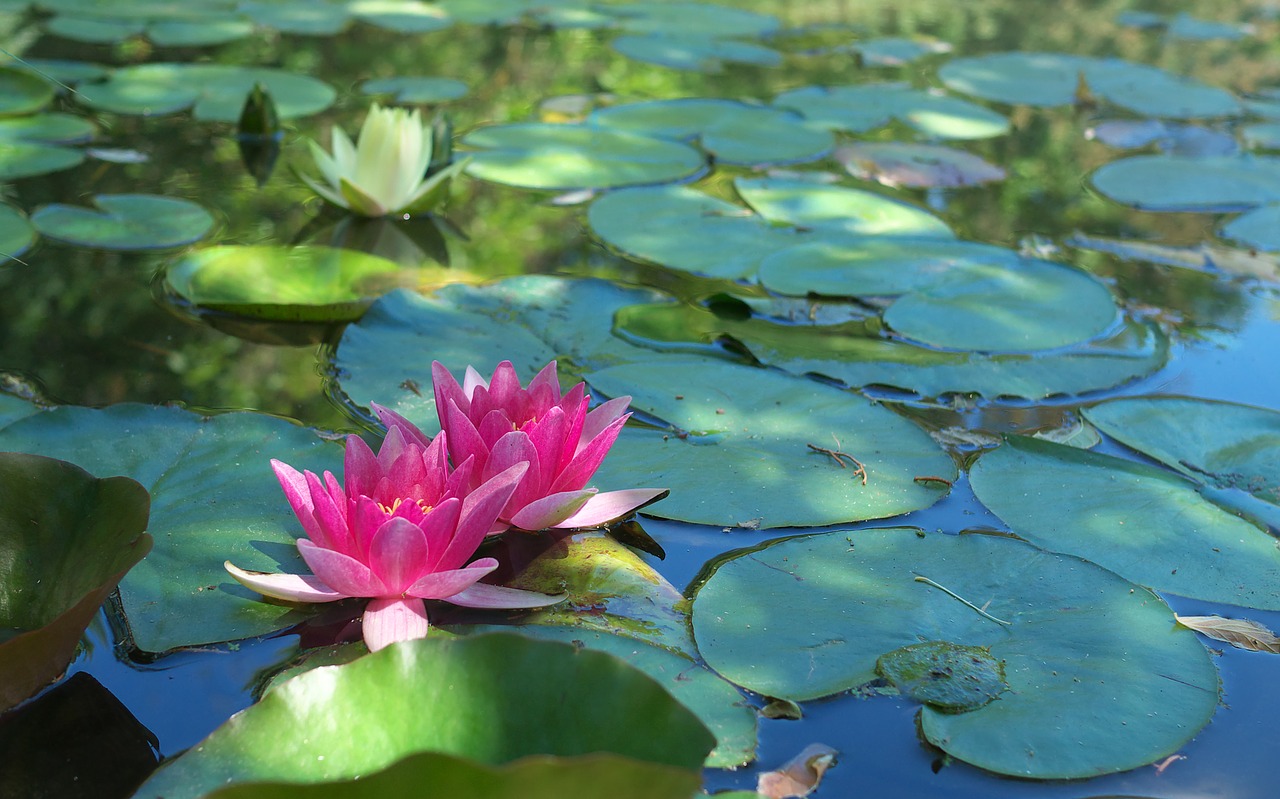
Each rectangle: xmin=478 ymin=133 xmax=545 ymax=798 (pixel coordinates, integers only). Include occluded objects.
xmin=378 ymin=497 xmax=433 ymax=515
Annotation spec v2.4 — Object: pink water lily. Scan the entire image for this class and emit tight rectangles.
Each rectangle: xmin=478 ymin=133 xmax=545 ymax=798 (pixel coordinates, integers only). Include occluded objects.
xmin=225 ymin=426 xmax=563 ymax=651
xmin=376 ymin=360 xmax=667 ymax=531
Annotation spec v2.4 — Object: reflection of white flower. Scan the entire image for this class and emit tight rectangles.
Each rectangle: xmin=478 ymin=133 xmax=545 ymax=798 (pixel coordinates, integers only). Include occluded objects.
xmin=301 ymin=103 xmax=466 ymax=217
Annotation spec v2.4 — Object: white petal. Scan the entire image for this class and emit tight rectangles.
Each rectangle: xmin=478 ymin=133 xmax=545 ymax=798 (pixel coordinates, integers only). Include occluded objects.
xmin=224 ymin=561 xmax=345 ymax=603
xmin=448 ymin=583 xmax=567 ymax=609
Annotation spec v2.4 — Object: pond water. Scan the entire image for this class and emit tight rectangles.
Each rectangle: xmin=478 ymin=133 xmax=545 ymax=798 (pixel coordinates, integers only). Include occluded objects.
xmin=2 ymin=1 xmax=1279 ymax=797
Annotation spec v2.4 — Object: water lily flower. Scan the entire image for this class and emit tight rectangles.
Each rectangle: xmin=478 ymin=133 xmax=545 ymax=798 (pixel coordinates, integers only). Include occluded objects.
xmin=377 ymin=360 xmax=667 ymax=532
xmin=299 ymin=103 xmax=467 ymax=217
xmin=225 ymin=427 xmax=563 ymax=651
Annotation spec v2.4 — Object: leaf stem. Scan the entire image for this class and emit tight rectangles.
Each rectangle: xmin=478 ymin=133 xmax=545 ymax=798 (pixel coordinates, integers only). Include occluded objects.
xmin=913 ymin=574 xmax=1012 ymax=627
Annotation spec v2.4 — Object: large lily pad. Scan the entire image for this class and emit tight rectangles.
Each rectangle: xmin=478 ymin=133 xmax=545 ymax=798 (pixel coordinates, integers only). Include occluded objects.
xmin=164 ymin=245 xmax=419 ymax=322
xmin=970 ymin=435 xmax=1280 ymax=609
xmin=0 ymin=66 xmax=54 ymax=116
xmin=360 ymin=76 xmax=468 ymax=104
xmin=0 ymin=112 xmax=96 ymax=144
xmin=76 ymin=63 xmax=336 ymax=121
xmin=610 ymin=34 xmax=782 ymax=72
xmin=1220 ymin=204 xmax=1280 ymax=250
xmin=590 ymin=99 xmax=831 ymax=165
xmin=462 ymin=122 xmax=705 ymax=190
xmin=587 ymin=359 xmax=955 ymax=528
xmin=774 ymin=83 xmax=1009 ymax=140
xmin=0 ymin=453 xmax=151 ymax=710
xmin=350 ymin=0 xmax=453 ymax=33
xmin=0 ymin=404 xmax=342 ymax=652
xmin=0 ymin=112 xmax=87 ymax=180
xmin=134 ymin=634 xmax=715 ymax=798
xmin=31 ymin=194 xmax=212 ymax=250
xmin=1091 ymin=155 xmax=1280 ymax=211
xmin=736 ymin=176 xmax=953 ymax=238
xmin=692 ymin=528 xmax=1220 ymax=778
xmin=603 ymin=1 xmax=779 ymax=38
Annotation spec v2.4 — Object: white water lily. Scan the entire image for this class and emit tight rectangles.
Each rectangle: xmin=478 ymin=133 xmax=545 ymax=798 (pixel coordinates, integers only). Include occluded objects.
xmin=300 ymin=103 xmax=467 ymax=217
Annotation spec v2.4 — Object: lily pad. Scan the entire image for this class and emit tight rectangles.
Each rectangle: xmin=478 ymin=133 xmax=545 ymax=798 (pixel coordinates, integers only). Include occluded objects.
xmin=853 ymin=37 xmax=951 ymax=67
xmin=0 ymin=404 xmax=343 ymax=652
xmin=147 ymin=18 xmax=254 ymax=46
xmin=360 ymin=76 xmax=468 ymax=104
xmin=875 ymin=640 xmax=1007 ymax=712
xmin=940 ymin=52 xmax=1241 ymax=118
xmin=0 ymin=112 xmax=96 ymax=144
xmin=0 ymin=205 xmax=35 ymax=262
xmin=76 ymin=64 xmax=336 ymax=121
xmin=0 ymin=453 xmax=151 ymax=710
xmin=164 ymin=245 xmax=419 ymax=322
xmin=350 ymin=0 xmax=453 ymax=33
xmin=604 ymin=2 xmax=780 ymax=38
xmin=1091 ymin=155 xmax=1280 ymax=211
xmin=134 ymin=634 xmax=714 ymax=798
xmin=836 ymin=142 xmax=1005 ymax=189
xmin=774 ymin=83 xmax=1009 ymax=140
xmin=587 ymin=359 xmax=956 ymax=528
xmin=45 ymin=15 xmax=144 ymax=44
xmin=692 ymin=528 xmax=1220 ymax=778
xmin=1221 ymin=204 xmax=1280 ymax=250
xmin=31 ymin=194 xmax=213 ymax=250
xmin=0 ymin=140 xmax=84 ymax=180
xmin=590 ymin=99 xmax=831 ymax=165
xmin=0 ymin=67 xmax=55 ymax=116
xmin=610 ymin=34 xmax=782 ymax=72
xmin=970 ymin=435 xmax=1280 ymax=609
xmin=240 ymin=1 xmax=351 ymax=35
xmin=462 ymin=122 xmax=705 ymax=190
xmin=736 ymin=176 xmax=953 ymax=238
xmin=204 ymin=751 xmax=701 ymax=799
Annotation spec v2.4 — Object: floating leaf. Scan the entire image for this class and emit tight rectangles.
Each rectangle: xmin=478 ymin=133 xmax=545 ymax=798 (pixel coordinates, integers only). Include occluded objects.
xmin=45 ymin=15 xmax=143 ymax=43
xmin=875 ymin=641 xmax=1007 ymax=712
xmin=970 ymin=435 xmax=1280 ymax=609
xmin=0 ymin=205 xmax=35 ymax=262
xmin=147 ymin=18 xmax=254 ymax=46
xmin=1168 ymin=13 xmax=1250 ymax=40
xmin=462 ymin=122 xmax=705 ymax=190
xmin=0 ymin=404 xmax=342 ymax=652
xmin=1087 ymin=119 xmax=1237 ymax=156
xmin=240 ymin=1 xmax=351 ymax=35
xmin=604 ymin=1 xmax=780 ymax=38
xmin=133 ymin=634 xmax=715 ymax=798
xmin=736 ymin=176 xmax=953 ymax=238
xmin=591 ymin=99 xmax=831 ymax=165
xmin=774 ymin=83 xmax=1009 ymax=140
xmin=836 ymin=142 xmax=1005 ymax=188
xmin=692 ymin=528 xmax=1220 ymax=777
xmin=853 ymin=37 xmax=950 ymax=66
xmin=1176 ymin=615 xmax=1280 ymax=653
xmin=76 ymin=64 xmax=336 ymax=121
xmin=755 ymin=744 xmax=837 ymax=799
xmin=360 ymin=76 xmax=468 ymax=104
xmin=350 ymin=0 xmax=453 ymax=32
xmin=0 ymin=453 xmax=151 ymax=710
xmin=0 ymin=113 xmax=95 ymax=144
xmin=1091 ymin=155 xmax=1280 ymax=211
xmin=1221 ymin=204 xmax=1280 ymax=250
xmin=31 ymin=194 xmax=213 ymax=250
xmin=164 ymin=245 xmax=420 ymax=322
xmin=588 ymin=359 xmax=955 ymax=528
xmin=0 ymin=139 xmax=84 ymax=180
xmin=610 ymin=34 xmax=782 ymax=72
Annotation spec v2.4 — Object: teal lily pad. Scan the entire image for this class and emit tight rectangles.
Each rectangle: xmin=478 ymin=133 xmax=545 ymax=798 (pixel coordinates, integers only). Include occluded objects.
xmin=3 ymin=58 xmax=108 ymax=88
xmin=76 ymin=64 xmax=336 ymax=121
xmin=203 ymin=751 xmax=701 ymax=799
xmin=0 ymin=204 xmax=35 ymax=262
xmin=147 ymin=18 xmax=254 ymax=46
xmin=0 ymin=452 xmax=151 ymax=710
xmin=610 ymin=34 xmax=782 ymax=72
xmin=0 ymin=139 xmax=84 ymax=180
xmin=940 ymin=52 xmax=1241 ymax=118
xmin=0 ymin=404 xmax=342 ymax=652
xmin=462 ymin=122 xmax=705 ymax=190
xmin=0 ymin=66 xmax=55 ymax=116
xmin=692 ymin=528 xmax=1220 ymax=778
xmin=164 ymin=245 xmax=418 ymax=322
xmin=31 ymin=194 xmax=213 ymax=250
xmin=590 ymin=99 xmax=830 ymax=165
xmin=774 ymin=83 xmax=1009 ymax=140
xmin=604 ymin=1 xmax=780 ymax=38
xmin=1091 ymin=155 xmax=1280 ymax=211
xmin=1221 ymin=204 xmax=1280 ymax=250
xmin=0 ymin=112 xmax=96 ymax=144
xmin=587 ymin=359 xmax=956 ymax=528
xmin=853 ymin=37 xmax=951 ymax=66
xmin=350 ymin=0 xmax=453 ymax=32
xmin=970 ymin=435 xmax=1280 ymax=609
xmin=360 ymin=76 xmax=468 ymax=104
xmin=45 ymin=15 xmax=143 ymax=44
xmin=875 ymin=640 xmax=1006 ymax=712
xmin=134 ymin=634 xmax=714 ymax=798
xmin=736 ymin=176 xmax=953 ymax=238
xmin=1168 ymin=13 xmax=1249 ymax=40
xmin=836 ymin=142 xmax=1005 ymax=188
xmin=240 ymin=1 xmax=351 ymax=35
xmin=615 ymin=302 xmax=1168 ymax=399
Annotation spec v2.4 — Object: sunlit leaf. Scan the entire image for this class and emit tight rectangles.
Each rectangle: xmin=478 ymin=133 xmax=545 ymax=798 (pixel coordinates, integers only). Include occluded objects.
xmin=350 ymin=0 xmax=453 ymax=32
xmin=853 ymin=37 xmax=950 ymax=66
xmin=31 ymin=194 xmax=213 ymax=250
xmin=1091 ymin=154 xmax=1280 ymax=211
xmin=774 ymin=83 xmax=1009 ymax=140
xmin=610 ymin=34 xmax=782 ymax=72
xmin=76 ymin=63 xmax=336 ymax=121
xmin=360 ymin=76 xmax=468 ymax=104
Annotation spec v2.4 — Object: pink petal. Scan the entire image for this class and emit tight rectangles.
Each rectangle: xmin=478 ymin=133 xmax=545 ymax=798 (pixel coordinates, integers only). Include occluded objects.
xmin=462 ymin=364 xmax=487 ymax=399
xmin=432 ymin=361 xmax=472 ymax=425
xmin=308 ymin=470 xmax=352 ymax=554
xmin=549 ymin=413 xmax=628 ymax=493
xmin=445 ymin=453 xmax=478 ymax=496
xmin=362 ymin=597 xmax=430 ymax=652
xmin=376 ymin=425 xmax=409 ymax=473
xmin=271 ymin=460 xmax=318 ymax=530
xmin=478 ymin=408 xmax=516 ymax=449
xmin=224 ymin=561 xmax=346 ymax=603
xmin=371 ymin=402 xmax=433 ymax=449
xmin=525 ymin=406 xmax=570 ymax=482
xmin=487 ymin=361 xmax=521 ymax=410
xmin=368 ymin=517 xmax=430 ymax=594
xmin=485 ymin=431 xmax=544 ymax=511
xmin=526 ymin=360 xmax=561 ymax=409
xmin=298 ymin=538 xmax=385 ymax=597
xmin=443 ymin=399 xmax=489 ymax=476
xmin=509 ymin=489 xmax=595 ymax=531
xmin=448 ymin=582 xmax=567 ymax=609
xmin=553 ymin=488 xmax=670 ymax=529
xmin=343 ymin=434 xmax=382 ymax=500
xmin=406 ymin=557 xmax=498 ymax=599
xmin=581 ymin=396 xmax=632 ymax=447
xmin=419 ymin=497 xmax=462 ymax=571
xmin=350 ymin=497 xmax=388 ymax=559
xmin=440 ymin=462 xmax=527 ymax=570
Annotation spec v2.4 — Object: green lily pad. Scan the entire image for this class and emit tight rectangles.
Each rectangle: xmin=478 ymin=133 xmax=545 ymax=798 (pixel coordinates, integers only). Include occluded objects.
xmin=0 ymin=112 xmax=96 ymax=144
xmin=462 ymin=122 xmax=705 ymax=190
xmin=970 ymin=435 xmax=1280 ymax=609
xmin=3 ymin=58 xmax=109 ymax=88
xmin=0 ymin=404 xmax=342 ymax=652
xmin=240 ymin=1 xmax=351 ymax=34
xmin=45 ymin=15 xmax=143 ymax=44
xmin=1091 ymin=155 xmax=1280 ymax=211
xmin=164 ymin=245 xmax=420 ymax=322
xmin=692 ymin=528 xmax=1220 ymax=778
xmin=587 ymin=359 xmax=955 ymax=528
xmin=610 ymin=34 xmax=782 ymax=72
xmin=360 ymin=76 xmax=468 ymax=104
xmin=875 ymin=640 xmax=1007 ymax=712
xmin=0 ymin=139 xmax=84 ymax=180
xmin=0 ymin=204 xmax=35 ymax=262
xmin=333 ymin=277 xmax=668 ymax=426
xmin=204 ymin=751 xmax=700 ymax=799
xmin=853 ymin=37 xmax=951 ymax=66
xmin=836 ymin=142 xmax=1005 ymax=188
xmin=1221 ymin=204 xmax=1280 ymax=250
xmin=774 ymin=83 xmax=1009 ymax=140
xmin=940 ymin=52 xmax=1241 ymax=118
xmin=350 ymin=0 xmax=453 ymax=33
xmin=591 ymin=99 xmax=830 ymax=165
xmin=134 ymin=634 xmax=714 ymax=798
xmin=76 ymin=64 xmax=336 ymax=121
xmin=31 ymin=194 xmax=213 ymax=250
xmin=615 ymin=302 xmax=1168 ymax=399
xmin=604 ymin=1 xmax=780 ymax=38
xmin=0 ymin=67 xmax=55 ymax=116
xmin=0 ymin=453 xmax=151 ymax=710
xmin=1168 ymin=13 xmax=1249 ymax=40
xmin=147 ymin=18 xmax=254 ymax=46
xmin=737 ymin=176 xmax=953 ymax=238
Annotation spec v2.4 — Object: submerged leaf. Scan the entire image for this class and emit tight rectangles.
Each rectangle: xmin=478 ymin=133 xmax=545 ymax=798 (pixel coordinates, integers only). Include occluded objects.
xmin=755 ymin=744 xmax=838 ymax=799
